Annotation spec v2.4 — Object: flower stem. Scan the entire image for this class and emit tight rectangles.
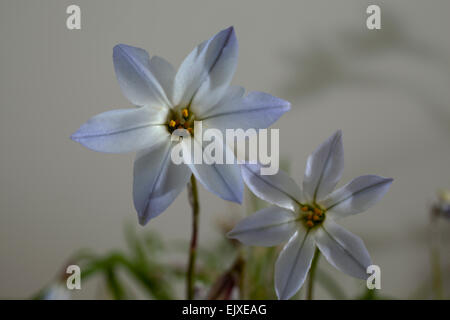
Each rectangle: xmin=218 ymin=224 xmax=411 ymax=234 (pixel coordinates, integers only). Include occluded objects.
xmin=306 ymin=248 xmax=321 ymax=300
xmin=186 ymin=175 xmax=200 ymax=300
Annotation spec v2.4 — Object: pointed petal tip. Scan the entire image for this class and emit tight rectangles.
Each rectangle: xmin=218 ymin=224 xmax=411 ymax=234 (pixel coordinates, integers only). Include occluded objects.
xmin=275 ymin=280 xmax=297 ymax=300
xmin=113 ymin=43 xmax=131 ymax=52
xmin=136 ymin=207 xmax=154 ymax=226
xmin=369 ymin=175 xmax=394 ymax=184
xmin=134 ymin=194 xmax=165 ymax=227
xmin=226 ymin=224 xmax=248 ymax=240
xmin=334 ymin=129 xmax=343 ymax=145
xmin=69 ymin=129 xmax=86 ymax=145
xmin=324 ymin=129 xmax=342 ymax=144
xmin=369 ymin=175 xmax=394 ymax=189
xmin=353 ymin=259 xmax=373 ymax=280
xmin=136 ymin=206 xmax=149 ymax=226
xmin=213 ymin=26 xmax=236 ymax=43
xmin=284 ymin=101 xmax=291 ymax=110
xmin=236 ymin=190 xmax=244 ymax=204
xmin=276 ymin=97 xmax=291 ymax=112
xmin=226 ymin=229 xmax=236 ymax=239
xmin=112 ymin=43 xmax=127 ymax=56
xmin=275 ymin=290 xmax=281 ymax=300
xmin=275 ymin=277 xmax=299 ymax=300
xmin=70 ymin=125 xmax=83 ymax=140
xmin=281 ymin=101 xmax=291 ymax=114
xmin=227 ymin=191 xmax=243 ymax=204
xmin=70 ymin=125 xmax=87 ymax=142
xmin=219 ymin=26 xmax=237 ymax=47
xmin=69 ymin=132 xmax=78 ymax=142
xmin=381 ymin=176 xmax=394 ymax=189
xmin=276 ymin=291 xmax=288 ymax=300
xmin=134 ymin=199 xmax=154 ymax=227
xmin=138 ymin=216 xmax=148 ymax=226
xmin=333 ymin=129 xmax=343 ymax=140
xmin=138 ymin=213 xmax=155 ymax=227
xmin=217 ymin=175 xmax=244 ymax=204
xmin=204 ymin=182 xmax=243 ymax=204
xmin=113 ymin=43 xmax=123 ymax=50
xmin=224 ymin=26 xmax=235 ymax=34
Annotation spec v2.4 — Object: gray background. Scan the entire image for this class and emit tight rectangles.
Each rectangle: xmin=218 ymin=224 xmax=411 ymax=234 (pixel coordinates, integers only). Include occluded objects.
xmin=1 ymin=0 xmax=449 ymax=298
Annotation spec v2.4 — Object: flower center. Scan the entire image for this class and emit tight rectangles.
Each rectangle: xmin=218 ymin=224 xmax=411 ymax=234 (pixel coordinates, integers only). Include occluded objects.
xmin=300 ymin=204 xmax=326 ymax=229
xmin=167 ymin=108 xmax=195 ymax=136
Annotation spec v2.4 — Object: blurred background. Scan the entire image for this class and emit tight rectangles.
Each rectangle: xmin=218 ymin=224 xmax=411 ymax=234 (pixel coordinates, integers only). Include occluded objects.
xmin=0 ymin=0 xmax=449 ymax=299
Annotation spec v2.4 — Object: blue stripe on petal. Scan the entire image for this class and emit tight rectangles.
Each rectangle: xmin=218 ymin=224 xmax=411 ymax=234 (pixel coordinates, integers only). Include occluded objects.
xmin=173 ymin=27 xmax=238 ymax=111
xmin=70 ymin=106 xmax=169 ymax=153
xmin=133 ymin=142 xmax=191 ymax=225
xmin=202 ymin=91 xmax=290 ymax=131
xmin=113 ymin=44 xmax=170 ymax=107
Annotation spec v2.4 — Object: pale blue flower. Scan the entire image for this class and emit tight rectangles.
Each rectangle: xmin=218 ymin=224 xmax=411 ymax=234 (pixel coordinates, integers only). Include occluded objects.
xmin=71 ymin=27 xmax=290 ymax=225
xmin=228 ymin=130 xmax=393 ymax=300
xmin=42 ymin=284 xmax=71 ymax=300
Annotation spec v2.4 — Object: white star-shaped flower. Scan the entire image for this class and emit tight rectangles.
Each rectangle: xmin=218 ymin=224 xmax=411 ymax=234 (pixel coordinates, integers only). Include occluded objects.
xmin=228 ymin=130 xmax=393 ymax=300
xmin=71 ymin=27 xmax=290 ymax=225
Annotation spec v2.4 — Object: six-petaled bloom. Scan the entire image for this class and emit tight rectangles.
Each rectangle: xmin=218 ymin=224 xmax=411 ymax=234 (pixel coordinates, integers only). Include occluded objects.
xmin=228 ymin=130 xmax=393 ymax=300
xmin=71 ymin=27 xmax=290 ymax=225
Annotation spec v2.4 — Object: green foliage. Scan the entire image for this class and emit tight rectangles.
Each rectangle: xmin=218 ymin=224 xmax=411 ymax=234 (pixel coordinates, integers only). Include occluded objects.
xmin=244 ymin=246 xmax=279 ymax=299
xmin=37 ymin=225 xmax=176 ymax=300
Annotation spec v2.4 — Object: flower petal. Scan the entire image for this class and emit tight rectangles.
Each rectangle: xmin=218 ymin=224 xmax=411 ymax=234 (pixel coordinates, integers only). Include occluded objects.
xmin=181 ymin=136 xmax=243 ymax=203
xmin=71 ymin=106 xmax=169 ymax=153
xmin=200 ymin=85 xmax=245 ymax=119
xmin=113 ymin=44 xmax=170 ymax=107
xmin=173 ymin=27 xmax=238 ymax=112
xmin=303 ymin=130 xmax=344 ymax=202
xmin=322 ymin=175 xmax=393 ymax=218
xmin=315 ymin=220 xmax=371 ymax=279
xmin=227 ymin=206 xmax=298 ymax=246
xmin=191 ymin=36 xmax=239 ymax=114
xmin=133 ymin=142 xmax=191 ymax=225
xmin=189 ymin=162 xmax=243 ymax=204
xmin=217 ymin=86 xmax=245 ymax=105
xmin=148 ymin=56 xmax=176 ymax=105
xmin=241 ymin=163 xmax=302 ymax=211
xmin=275 ymin=230 xmax=316 ymax=300
xmin=202 ymin=92 xmax=290 ymax=131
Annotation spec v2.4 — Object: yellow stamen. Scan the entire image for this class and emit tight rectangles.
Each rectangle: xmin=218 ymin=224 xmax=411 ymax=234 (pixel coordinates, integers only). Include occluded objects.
xmin=182 ymin=108 xmax=189 ymax=118
xmin=306 ymin=220 xmax=314 ymax=228
xmin=314 ymin=208 xmax=323 ymax=215
xmin=312 ymin=215 xmax=320 ymax=221
xmin=169 ymin=120 xmax=176 ymax=128
xmin=306 ymin=213 xmax=313 ymax=220
xmin=301 ymin=206 xmax=309 ymax=212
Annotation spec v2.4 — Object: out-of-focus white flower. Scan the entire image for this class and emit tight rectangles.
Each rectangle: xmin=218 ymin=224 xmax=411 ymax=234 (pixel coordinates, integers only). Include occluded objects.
xmin=42 ymin=283 xmax=71 ymax=300
xmin=71 ymin=27 xmax=290 ymax=225
xmin=228 ymin=130 xmax=393 ymax=300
